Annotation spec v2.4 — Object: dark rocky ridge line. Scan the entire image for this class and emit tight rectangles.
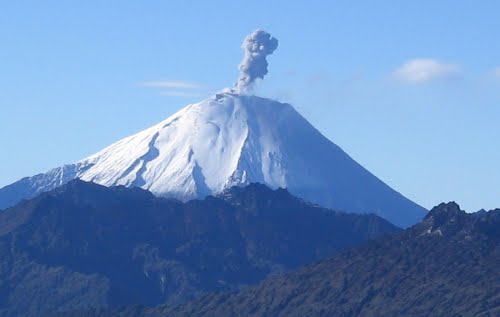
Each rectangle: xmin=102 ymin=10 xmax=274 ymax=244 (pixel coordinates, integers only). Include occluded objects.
xmin=65 ymin=202 xmax=500 ymax=317
xmin=0 ymin=180 xmax=399 ymax=317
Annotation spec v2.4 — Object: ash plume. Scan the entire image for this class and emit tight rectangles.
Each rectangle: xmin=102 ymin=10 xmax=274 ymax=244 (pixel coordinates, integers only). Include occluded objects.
xmin=235 ymin=29 xmax=278 ymax=93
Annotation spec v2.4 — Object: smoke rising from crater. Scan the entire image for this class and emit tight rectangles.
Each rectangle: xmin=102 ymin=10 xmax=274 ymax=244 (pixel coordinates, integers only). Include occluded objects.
xmin=235 ymin=29 xmax=278 ymax=93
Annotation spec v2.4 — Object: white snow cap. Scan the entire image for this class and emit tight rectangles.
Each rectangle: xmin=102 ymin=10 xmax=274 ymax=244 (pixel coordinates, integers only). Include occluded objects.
xmin=235 ymin=29 xmax=278 ymax=93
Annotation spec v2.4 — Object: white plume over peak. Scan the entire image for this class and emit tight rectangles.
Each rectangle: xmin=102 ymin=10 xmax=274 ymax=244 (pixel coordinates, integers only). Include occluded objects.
xmin=0 ymin=30 xmax=426 ymax=227
xmin=235 ymin=29 xmax=278 ymax=93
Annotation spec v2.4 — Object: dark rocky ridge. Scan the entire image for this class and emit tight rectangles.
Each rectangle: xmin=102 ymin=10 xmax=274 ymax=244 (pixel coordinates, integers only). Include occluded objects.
xmin=0 ymin=180 xmax=398 ymax=316
xmin=80 ymin=202 xmax=500 ymax=317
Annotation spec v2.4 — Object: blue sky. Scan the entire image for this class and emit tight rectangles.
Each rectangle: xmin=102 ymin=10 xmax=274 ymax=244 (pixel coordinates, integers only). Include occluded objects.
xmin=1 ymin=0 xmax=499 ymax=212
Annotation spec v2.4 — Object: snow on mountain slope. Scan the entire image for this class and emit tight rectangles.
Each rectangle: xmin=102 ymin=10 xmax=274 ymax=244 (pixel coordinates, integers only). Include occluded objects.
xmin=79 ymin=93 xmax=253 ymax=199
xmin=0 ymin=93 xmax=425 ymax=227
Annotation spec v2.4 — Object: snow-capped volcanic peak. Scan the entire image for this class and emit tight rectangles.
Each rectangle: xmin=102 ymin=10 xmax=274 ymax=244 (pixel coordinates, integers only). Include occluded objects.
xmin=61 ymin=92 xmax=422 ymax=227
xmin=0 ymin=29 xmax=427 ymax=227
xmin=0 ymin=92 xmax=426 ymax=226
xmin=77 ymin=93 xmax=301 ymax=200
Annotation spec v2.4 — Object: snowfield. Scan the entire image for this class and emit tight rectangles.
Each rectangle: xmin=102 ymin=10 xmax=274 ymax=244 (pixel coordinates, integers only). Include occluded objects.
xmin=0 ymin=93 xmax=425 ymax=227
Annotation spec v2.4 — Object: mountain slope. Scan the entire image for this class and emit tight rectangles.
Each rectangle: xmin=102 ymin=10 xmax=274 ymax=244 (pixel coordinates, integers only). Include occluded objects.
xmin=96 ymin=202 xmax=498 ymax=317
xmin=0 ymin=180 xmax=398 ymax=317
xmin=0 ymin=93 xmax=425 ymax=227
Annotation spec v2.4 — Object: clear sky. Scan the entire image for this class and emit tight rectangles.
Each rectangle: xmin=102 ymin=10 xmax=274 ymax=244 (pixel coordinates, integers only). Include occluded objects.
xmin=1 ymin=0 xmax=499 ymax=212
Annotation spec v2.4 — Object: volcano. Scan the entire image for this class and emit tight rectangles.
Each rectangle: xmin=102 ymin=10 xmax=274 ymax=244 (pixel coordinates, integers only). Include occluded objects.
xmin=0 ymin=92 xmax=424 ymax=227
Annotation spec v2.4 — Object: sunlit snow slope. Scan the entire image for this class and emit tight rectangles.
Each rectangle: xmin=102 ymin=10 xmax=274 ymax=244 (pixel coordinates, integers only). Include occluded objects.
xmin=0 ymin=93 xmax=425 ymax=227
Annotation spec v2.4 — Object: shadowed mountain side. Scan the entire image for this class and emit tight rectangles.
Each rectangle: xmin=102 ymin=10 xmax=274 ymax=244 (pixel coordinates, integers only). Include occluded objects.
xmin=0 ymin=180 xmax=399 ymax=317
xmin=69 ymin=202 xmax=500 ymax=317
